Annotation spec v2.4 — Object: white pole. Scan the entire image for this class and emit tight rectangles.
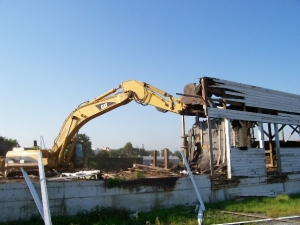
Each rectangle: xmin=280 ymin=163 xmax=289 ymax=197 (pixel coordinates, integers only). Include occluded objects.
xmin=224 ymin=118 xmax=232 ymax=179
xmin=222 ymin=120 xmax=226 ymax=163
xmin=20 ymin=167 xmax=44 ymax=220
xmin=180 ymin=150 xmax=205 ymax=225
xmin=257 ymin=122 xmax=265 ymax=149
xmin=38 ymin=151 xmax=52 ymax=225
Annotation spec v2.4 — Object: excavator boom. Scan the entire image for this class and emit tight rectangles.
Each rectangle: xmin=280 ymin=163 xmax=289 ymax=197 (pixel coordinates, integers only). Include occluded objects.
xmin=52 ymin=80 xmax=186 ymax=167
xmin=4 ymin=80 xmax=187 ymax=175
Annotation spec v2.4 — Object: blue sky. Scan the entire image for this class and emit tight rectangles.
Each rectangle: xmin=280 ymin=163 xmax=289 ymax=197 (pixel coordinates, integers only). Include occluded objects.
xmin=1 ymin=1 xmax=300 ymax=151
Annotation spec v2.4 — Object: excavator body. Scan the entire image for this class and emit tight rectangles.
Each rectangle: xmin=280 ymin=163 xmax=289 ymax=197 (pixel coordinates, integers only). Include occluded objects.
xmin=4 ymin=80 xmax=188 ymax=176
xmin=5 ymin=141 xmax=84 ymax=176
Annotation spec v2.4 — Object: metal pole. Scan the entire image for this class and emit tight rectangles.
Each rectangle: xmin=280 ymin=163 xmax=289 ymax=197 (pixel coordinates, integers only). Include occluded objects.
xmin=180 ymin=150 xmax=205 ymax=225
xmin=20 ymin=167 xmax=44 ymax=220
xmin=38 ymin=151 xmax=52 ymax=225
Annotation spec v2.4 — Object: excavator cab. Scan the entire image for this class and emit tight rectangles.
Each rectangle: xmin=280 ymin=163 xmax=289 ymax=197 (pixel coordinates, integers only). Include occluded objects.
xmin=63 ymin=140 xmax=85 ymax=168
xmin=71 ymin=142 xmax=84 ymax=168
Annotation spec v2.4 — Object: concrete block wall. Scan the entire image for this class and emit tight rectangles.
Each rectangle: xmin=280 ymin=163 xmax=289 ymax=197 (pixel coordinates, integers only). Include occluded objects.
xmin=1 ymin=174 xmax=300 ymax=222
xmin=0 ymin=176 xmax=211 ymax=222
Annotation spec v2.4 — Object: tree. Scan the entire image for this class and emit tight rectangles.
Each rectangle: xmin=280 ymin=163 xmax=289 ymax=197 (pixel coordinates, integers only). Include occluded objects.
xmin=0 ymin=136 xmax=19 ymax=157
xmin=123 ymin=142 xmax=134 ymax=155
xmin=108 ymin=149 xmax=122 ymax=158
xmin=174 ymin=150 xmax=183 ymax=160
xmin=136 ymin=148 xmax=150 ymax=156
xmin=75 ymin=133 xmax=94 ymax=168
xmin=96 ymin=150 xmax=109 ymax=158
xmin=149 ymin=150 xmax=158 ymax=156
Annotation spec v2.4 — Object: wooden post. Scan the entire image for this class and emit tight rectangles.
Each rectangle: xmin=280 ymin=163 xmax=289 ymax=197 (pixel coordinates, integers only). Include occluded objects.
xmin=274 ymin=123 xmax=281 ymax=173
xmin=153 ymin=150 xmax=157 ymax=167
xmin=207 ymin=117 xmax=214 ymax=178
xmin=224 ymin=118 xmax=232 ymax=179
xmin=268 ymin=123 xmax=274 ymax=167
xmin=164 ymin=148 xmax=169 ymax=169
xmin=281 ymin=124 xmax=285 ymax=141
xmin=181 ymin=115 xmax=188 ymax=164
xmin=217 ymin=118 xmax=221 ymax=165
xmin=222 ymin=120 xmax=226 ymax=164
xmin=200 ymin=121 xmax=203 ymax=148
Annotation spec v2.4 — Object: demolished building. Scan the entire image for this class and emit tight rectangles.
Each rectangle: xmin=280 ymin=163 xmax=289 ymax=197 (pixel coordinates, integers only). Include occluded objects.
xmin=180 ymin=77 xmax=300 ymax=185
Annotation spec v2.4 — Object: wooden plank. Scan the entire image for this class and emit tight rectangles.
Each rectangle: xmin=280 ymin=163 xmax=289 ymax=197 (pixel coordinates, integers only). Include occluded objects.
xmin=207 ymin=108 xmax=300 ymax=125
xmin=280 ymin=147 xmax=300 ymax=152
xmin=232 ymin=163 xmax=264 ymax=167
xmin=242 ymin=89 xmax=300 ymax=101
xmin=224 ymin=90 xmax=245 ymax=97
xmin=231 ymin=153 xmax=265 ymax=157
xmin=281 ymin=158 xmax=300 ymax=162
xmin=209 ymin=85 xmax=300 ymax=105
xmin=230 ymin=148 xmax=266 ymax=177
xmin=281 ymin=155 xmax=300 ymax=159
xmin=288 ymin=174 xmax=300 ymax=179
xmin=222 ymin=98 xmax=245 ymax=103
xmin=245 ymin=97 xmax=300 ymax=113
xmin=209 ymin=77 xmax=300 ymax=99
xmin=207 ymin=77 xmax=300 ymax=113
xmin=281 ymin=149 xmax=300 ymax=172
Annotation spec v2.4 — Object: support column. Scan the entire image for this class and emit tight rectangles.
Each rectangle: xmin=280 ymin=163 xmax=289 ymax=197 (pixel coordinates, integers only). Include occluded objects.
xmin=257 ymin=122 xmax=265 ymax=149
xmin=153 ymin=150 xmax=157 ymax=167
xmin=200 ymin=121 xmax=203 ymax=150
xmin=164 ymin=148 xmax=169 ymax=169
xmin=207 ymin=117 xmax=214 ymax=178
xmin=274 ymin=123 xmax=281 ymax=173
xmin=217 ymin=118 xmax=221 ymax=165
xmin=224 ymin=118 xmax=232 ymax=179
xmin=222 ymin=120 xmax=226 ymax=164
xmin=281 ymin=124 xmax=285 ymax=141
xmin=267 ymin=123 xmax=274 ymax=167
xmin=181 ymin=115 xmax=188 ymax=164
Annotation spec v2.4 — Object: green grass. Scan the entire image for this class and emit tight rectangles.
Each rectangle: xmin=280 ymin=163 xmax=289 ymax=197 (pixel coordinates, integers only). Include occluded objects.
xmin=1 ymin=194 xmax=300 ymax=225
xmin=206 ymin=193 xmax=300 ymax=218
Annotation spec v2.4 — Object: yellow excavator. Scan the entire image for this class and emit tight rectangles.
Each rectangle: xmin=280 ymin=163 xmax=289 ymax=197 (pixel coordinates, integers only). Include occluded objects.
xmin=5 ymin=80 xmax=188 ymax=176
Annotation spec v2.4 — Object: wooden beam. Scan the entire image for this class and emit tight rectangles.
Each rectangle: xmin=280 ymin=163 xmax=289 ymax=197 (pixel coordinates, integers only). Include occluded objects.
xmin=225 ymin=118 xmax=232 ymax=179
xmin=268 ymin=123 xmax=274 ymax=167
xmin=207 ymin=117 xmax=214 ymax=178
xmin=274 ymin=123 xmax=281 ymax=173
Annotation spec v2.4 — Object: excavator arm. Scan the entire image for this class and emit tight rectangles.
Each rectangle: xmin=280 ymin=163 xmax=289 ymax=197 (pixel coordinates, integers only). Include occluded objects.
xmin=51 ymin=80 xmax=186 ymax=167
